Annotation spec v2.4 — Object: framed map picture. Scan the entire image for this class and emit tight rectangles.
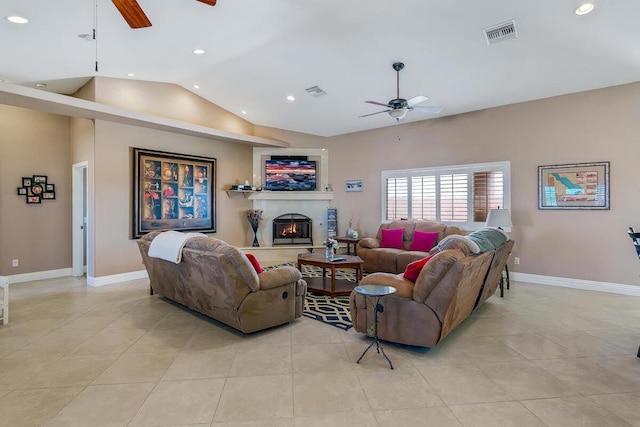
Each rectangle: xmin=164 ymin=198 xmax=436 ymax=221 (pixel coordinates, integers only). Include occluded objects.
xmin=538 ymin=161 xmax=609 ymax=210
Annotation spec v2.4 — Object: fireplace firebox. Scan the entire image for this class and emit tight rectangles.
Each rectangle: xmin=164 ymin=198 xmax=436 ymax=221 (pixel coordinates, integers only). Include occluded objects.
xmin=272 ymin=213 xmax=313 ymax=245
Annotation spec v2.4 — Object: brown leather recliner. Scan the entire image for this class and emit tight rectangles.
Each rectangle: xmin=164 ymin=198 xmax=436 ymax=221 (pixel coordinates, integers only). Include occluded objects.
xmin=350 ymin=238 xmax=514 ymax=347
xmin=138 ymin=232 xmax=307 ymax=333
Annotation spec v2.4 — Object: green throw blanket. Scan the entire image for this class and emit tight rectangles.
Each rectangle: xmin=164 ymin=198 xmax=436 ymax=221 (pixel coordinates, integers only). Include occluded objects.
xmin=466 ymin=228 xmax=508 ymax=253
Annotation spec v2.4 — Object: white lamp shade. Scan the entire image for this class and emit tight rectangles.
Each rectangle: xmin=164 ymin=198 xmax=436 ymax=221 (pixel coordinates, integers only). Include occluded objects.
xmin=486 ymin=209 xmax=512 ymax=228
xmin=388 ymin=108 xmax=408 ymax=120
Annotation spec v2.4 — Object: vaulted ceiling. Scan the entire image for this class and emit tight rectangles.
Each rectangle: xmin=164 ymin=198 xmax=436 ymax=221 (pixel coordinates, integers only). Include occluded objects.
xmin=1 ymin=0 xmax=639 ymax=137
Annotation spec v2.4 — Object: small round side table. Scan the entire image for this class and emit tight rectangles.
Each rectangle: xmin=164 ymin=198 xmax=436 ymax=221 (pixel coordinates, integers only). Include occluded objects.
xmin=354 ymin=284 xmax=396 ymax=369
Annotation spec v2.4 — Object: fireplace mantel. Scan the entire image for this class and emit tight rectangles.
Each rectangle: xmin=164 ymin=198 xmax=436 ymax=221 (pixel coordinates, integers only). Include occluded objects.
xmin=249 ymin=191 xmax=334 ymax=201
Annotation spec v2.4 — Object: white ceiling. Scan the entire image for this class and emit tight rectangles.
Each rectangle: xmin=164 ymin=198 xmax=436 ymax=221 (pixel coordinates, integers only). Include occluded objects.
xmin=1 ymin=0 xmax=639 ymax=137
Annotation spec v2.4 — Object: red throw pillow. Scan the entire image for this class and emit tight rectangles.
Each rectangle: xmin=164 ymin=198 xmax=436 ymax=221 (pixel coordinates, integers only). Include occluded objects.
xmin=409 ymin=231 xmax=439 ymax=252
xmin=403 ymin=255 xmax=433 ymax=282
xmin=380 ymin=228 xmax=404 ymax=249
xmin=245 ymin=253 xmax=263 ymax=274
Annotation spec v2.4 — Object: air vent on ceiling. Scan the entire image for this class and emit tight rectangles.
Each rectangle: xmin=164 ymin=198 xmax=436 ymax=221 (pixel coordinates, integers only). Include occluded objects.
xmin=305 ymin=85 xmax=327 ymax=97
xmin=484 ymin=20 xmax=518 ymax=46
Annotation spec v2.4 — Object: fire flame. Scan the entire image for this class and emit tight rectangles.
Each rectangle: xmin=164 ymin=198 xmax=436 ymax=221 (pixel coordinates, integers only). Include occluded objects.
xmin=280 ymin=223 xmax=298 ymax=237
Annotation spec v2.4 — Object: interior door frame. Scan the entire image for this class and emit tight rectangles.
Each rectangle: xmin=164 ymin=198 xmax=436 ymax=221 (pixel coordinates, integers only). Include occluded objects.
xmin=72 ymin=161 xmax=88 ymax=277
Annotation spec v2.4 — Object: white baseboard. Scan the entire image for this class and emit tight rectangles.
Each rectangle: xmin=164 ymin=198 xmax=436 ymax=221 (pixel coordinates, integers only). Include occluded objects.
xmin=511 ymin=272 xmax=640 ymax=296
xmin=87 ymin=270 xmax=148 ymax=287
xmin=3 ymin=268 xmax=73 ymax=285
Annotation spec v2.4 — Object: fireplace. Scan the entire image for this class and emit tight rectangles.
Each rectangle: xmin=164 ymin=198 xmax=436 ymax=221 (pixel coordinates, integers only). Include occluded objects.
xmin=272 ymin=213 xmax=313 ymax=245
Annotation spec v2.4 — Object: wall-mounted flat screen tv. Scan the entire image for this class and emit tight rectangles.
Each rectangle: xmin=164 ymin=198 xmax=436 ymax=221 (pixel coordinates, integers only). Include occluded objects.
xmin=265 ymin=159 xmax=316 ymax=191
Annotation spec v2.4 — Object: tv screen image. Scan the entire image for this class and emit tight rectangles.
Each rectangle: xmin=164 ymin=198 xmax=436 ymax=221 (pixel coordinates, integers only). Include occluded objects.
xmin=265 ymin=159 xmax=316 ymax=191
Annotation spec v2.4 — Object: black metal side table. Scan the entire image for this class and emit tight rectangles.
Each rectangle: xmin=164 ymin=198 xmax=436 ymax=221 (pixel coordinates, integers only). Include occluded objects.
xmin=354 ymin=284 xmax=396 ymax=369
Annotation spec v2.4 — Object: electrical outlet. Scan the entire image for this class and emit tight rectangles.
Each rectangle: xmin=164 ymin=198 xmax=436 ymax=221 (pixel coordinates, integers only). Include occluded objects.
xmin=514 ymin=257 xmax=520 ymax=265
xmin=12 ymin=259 xmax=18 ymax=267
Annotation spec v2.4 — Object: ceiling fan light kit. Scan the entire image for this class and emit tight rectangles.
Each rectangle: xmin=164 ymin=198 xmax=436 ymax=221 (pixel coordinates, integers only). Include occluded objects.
xmin=361 ymin=62 xmax=442 ymax=121
xmin=389 ymin=108 xmax=408 ymax=120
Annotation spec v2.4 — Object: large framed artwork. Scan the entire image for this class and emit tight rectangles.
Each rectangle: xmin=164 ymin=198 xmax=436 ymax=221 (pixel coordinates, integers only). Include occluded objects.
xmin=132 ymin=148 xmax=216 ymax=238
xmin=538 ymin=161 xmax=609 ymax=210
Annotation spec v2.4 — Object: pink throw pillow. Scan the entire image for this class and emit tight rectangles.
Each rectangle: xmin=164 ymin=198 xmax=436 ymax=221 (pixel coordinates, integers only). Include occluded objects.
xmin=380 ymin=228 xmax=404 ymax=249
xmin=245 ymin=253 xmax=263 ymax=274
xmin=403 ymin=255 xmax=433 ymax=282
xmin=409 ymin=231 xmax=439 ymax=252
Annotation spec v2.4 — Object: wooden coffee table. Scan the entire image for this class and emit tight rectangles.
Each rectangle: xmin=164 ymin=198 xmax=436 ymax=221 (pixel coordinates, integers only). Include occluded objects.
xmin=297 ymin=253 xmax=364 ymax=297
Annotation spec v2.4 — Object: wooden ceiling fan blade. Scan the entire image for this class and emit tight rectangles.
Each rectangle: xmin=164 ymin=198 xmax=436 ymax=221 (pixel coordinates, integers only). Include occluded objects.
xmin=359 ymin=110 xmax=390 ymax=118
xmin=112 ymin=0 xmax=152 ymax=28
xmin=197 ymin=0 xmax=217 ymax=5
xmin=365 ymin=100 xmax=391 ymax=108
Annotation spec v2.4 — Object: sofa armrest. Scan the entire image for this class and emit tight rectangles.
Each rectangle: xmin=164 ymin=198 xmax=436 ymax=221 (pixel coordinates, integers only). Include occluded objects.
xmin=259 ymin=266 xmax=303 ymax=290
xmin=360 ymin=272 xmax=414 ymax=298
xmin=358 ymin=237 xmax=380 ymax=249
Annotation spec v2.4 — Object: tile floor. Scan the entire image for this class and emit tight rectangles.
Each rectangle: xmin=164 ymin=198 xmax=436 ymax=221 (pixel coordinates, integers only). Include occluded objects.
xmin=0 ymin=276 xmax=639 ymax=426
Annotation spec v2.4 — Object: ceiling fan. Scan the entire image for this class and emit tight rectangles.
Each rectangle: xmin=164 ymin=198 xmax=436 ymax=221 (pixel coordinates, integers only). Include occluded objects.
xmin=112 ymin=0 xmax=217 ymax=29
xmin=360 ymin=62 xmax=443 ymax=120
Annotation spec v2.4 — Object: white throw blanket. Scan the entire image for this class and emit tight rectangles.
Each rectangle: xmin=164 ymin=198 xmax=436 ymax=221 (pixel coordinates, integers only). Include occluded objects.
xmin=148 ymin=231 xmax=206 ymax=264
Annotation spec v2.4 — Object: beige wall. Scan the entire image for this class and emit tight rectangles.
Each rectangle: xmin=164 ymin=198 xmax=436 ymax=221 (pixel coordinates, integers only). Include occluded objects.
xmin=2 ymin=78 xmax=638 ymax=286
xmin=93 ymin=77 xmax=254 ymax=136
xmin=315 ymin=82 xmax=639 ymax=286
xmin=0 ymin=106 xmax=72 ymax=276
xmin=92 ymin=120 xmax=253 ymax=276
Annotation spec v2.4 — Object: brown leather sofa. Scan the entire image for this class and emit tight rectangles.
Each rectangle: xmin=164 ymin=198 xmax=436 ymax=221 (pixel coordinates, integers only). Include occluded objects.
xmin=357 ymin=220 xmax=464 ymax=273
xmin=138 ymin=231 xmax=307 ymax=333
xmin=350 ymin=237 xmax=514 ymax=347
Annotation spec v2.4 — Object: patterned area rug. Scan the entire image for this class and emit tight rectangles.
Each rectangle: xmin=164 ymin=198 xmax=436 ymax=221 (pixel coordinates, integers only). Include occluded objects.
xmin=266 ymin=262 xmax=362 ymax=330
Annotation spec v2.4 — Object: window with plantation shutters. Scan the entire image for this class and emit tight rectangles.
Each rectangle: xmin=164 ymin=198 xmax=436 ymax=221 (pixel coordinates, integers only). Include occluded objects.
xmin=473 ymin=171 xmax=504 ymax=222
xmin=440 ymin=173 xmax=468 ymax=222
xmin=411 ymin=175 xmax=436 ymax=220
xmin=385 ymin=177 xmax=408 ymax=220
xmin=382 ymin=161 xmax=510 ymax=229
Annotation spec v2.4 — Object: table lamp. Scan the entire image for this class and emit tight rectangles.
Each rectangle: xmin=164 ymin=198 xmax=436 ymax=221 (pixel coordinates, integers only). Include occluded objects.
xmin=485 ymin=208 xmax=512 ymax=230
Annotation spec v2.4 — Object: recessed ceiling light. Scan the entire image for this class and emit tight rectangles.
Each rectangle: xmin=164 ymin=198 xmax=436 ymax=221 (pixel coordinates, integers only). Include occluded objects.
xmin=5 ymin=15 xmax=28 ymax=24
xmin=241 ymin=111 xmax=247 ymax=115
xmin=0 ymin=79 xmax=5 ymax=82
xmin=127 ymin=73 xmax=135 ymax=77
xmin=193 ymin=49 xmax=205 ymax=55
xmin=193 ymin=84 xmax=200 ymax=89
xmin=35 ymin=83 xmax=47 ymax=88
xmin=575 ymin=3 xmax=594 ymax=15
xmin=286 ymin=95 xmax=295 ymax=101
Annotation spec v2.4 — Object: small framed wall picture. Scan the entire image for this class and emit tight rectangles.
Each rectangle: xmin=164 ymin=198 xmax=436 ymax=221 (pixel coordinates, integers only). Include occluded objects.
xmin=345 ymin=179 xmax=363 ymax=192
xmin=42 ymin=192 xmax=56 ymax=200
xmin=46 ymin=184 xmax=55 ymax=192
xmin=17 ymin=187 xmax=27 ymax=196
xmin=33 ymin=175 xmax=47 ymax=184
xmin=27 ymin=195 xmax=41 ymax=204
xmin=22 ymin=177 xmax=32 ymax=187
xmin=31 ymin=183 xmax=44 ymax=196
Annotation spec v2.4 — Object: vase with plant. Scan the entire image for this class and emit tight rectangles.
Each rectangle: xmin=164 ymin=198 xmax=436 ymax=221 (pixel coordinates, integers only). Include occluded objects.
xmin=347 ymin=218 xmax=358 ymax=239
xmin=246 ymin=210 xmax=264 ymax=247
xmin=323 ymin=237 xmax=339 ymax=260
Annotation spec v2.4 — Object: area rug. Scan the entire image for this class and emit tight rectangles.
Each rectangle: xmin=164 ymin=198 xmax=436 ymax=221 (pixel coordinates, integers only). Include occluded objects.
xmin=265 ymin=262 xmax=362 ymax=330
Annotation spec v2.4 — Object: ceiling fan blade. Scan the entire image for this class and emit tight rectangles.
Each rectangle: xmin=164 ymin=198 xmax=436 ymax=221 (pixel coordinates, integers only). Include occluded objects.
xmin=365 ymin=100 xmax=391 ymax=108
xmin=412 ymin=105 xmax=444 ymax=114
xmin=197 ymin=0 xmax=217 ymax=5
xmin=359 ymin=110 xmax=391 ymax=118
xmin=112 ymin=0 xmax=152 ymax=28
xmin=406 ymin=95 xmax=429 ymax=107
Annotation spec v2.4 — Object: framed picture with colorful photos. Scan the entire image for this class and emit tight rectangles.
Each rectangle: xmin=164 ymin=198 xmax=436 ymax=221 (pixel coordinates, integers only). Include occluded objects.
xmin=132 ymin=147 xmax=217 ymax=239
